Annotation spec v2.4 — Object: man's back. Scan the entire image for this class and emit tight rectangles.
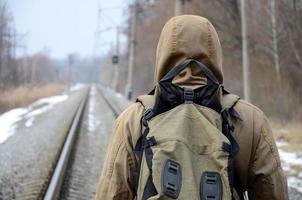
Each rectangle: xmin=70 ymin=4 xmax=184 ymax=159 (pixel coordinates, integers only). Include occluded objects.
xmin=95 ymin=15 xmax=288 ymax=199
xmin=95 ymin=97 xmax=288 ymax=199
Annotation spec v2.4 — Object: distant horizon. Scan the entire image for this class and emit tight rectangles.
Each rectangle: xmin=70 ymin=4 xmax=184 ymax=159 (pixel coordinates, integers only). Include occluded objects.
xmin=8 ymin=0 xmax=128 ymax=59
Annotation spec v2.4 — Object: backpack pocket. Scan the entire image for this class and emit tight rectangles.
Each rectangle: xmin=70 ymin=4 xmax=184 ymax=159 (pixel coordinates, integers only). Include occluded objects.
xmin=136 ymin=104 xmax=233 ymax=200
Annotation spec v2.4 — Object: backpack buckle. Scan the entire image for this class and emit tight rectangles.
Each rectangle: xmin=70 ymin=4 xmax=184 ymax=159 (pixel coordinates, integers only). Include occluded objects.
xmin=162 ymin=159 xmax=182 ymax=199
xmin=142 ymin=109 xmax=154 ymax=126
xmin=184 ymin=88 xmax=194 ymax=104
xmin=145 ymin=136 xmax=157 ymax=148
xmin=200 ymin=172 xmax=222 ymax=200
xmin=144 ymin=109 xmax=154 ymax=120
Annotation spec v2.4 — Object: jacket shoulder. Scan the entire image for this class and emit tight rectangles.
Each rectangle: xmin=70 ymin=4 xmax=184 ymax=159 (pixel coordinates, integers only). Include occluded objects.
xmin=235 ymin=99 xmax=266 ymax=119
xmin=117 ymin=102 xmax=143 ymax=120
xmin=115 ymin=102 xmax=145 ymax=149
xmin=233 ymin=99 xmax=268 ymax=141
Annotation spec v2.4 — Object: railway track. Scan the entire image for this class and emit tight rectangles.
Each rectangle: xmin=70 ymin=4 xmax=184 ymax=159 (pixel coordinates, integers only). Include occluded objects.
xmin=0 ymin=85 xmax=130 ymax=200
xmin=0 ymin=88 xmax=89 ymax=200
xmin=43 ymin=88 xmax=89 ymax=200
xmin=42 ymin=85 xmax=129 ymax=200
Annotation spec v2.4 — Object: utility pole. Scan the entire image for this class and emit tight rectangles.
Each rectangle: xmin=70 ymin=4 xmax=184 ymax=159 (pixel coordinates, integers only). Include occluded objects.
xmin=126 ymin=1 xmax=137 ymax=100
xmin=175 ymin=0 xmax=185 ymax=16
xmin=240 ymin=0 xmax=251 ymax=102
xmin=270 ymin=0 xmax=280 ymax=79
xmin=112 ymin=26 xmax=120 ymax=91
xmin=68 ymin=54 xmax=75 ymax=90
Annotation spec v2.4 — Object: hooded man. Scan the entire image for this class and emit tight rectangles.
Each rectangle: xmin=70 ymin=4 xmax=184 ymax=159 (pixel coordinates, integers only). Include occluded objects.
xmin=95 ymin=15 xmax=288 ymax=200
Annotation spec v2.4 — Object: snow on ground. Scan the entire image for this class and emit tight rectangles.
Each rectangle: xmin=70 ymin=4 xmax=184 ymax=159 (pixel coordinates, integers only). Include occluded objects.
xmin=277 ymin=142 xmax=302 ymax=192
xmin=279 ymin=150 xmax=302 ymax=168
xmin=25 ymin=95 xmax=68 ymax=119
xmin=276 ymin=141 xmax=288 ymax=147
xmin=0 ymin=108 xmax=28 ymax=143
xmin=24 ymin=95 xmax=69 ymax=128
xmin=0 ymin=84 xmax=87 ymax=144
xmin=115 ymin=93 xmax=123 ymax=98
xmin=288 ymin=177 xmax=302 ymax=193
xmin=25 ymin=117 xmax=35 ymax=128
xmin=87 ymin=86 xmax=100 ymax=132
xmin=0 ymin=94 xmax=69 ymax=144
xmin=70 ymin=83 xmax=86 ymax=92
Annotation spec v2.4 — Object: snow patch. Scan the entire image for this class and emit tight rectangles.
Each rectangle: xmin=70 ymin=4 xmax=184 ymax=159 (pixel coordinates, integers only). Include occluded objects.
xmin=70 ymin=83 xmax=85 ymax=92
xmin=25 ymin=117 xmax=35 ymax=127
xmin=288 ymin=177 xmax=302 ymax=193
xmin=276 ymin=141 xmax=288 ymax=147
xmin=278 ymin=144 xmax=302 ymax=193
xmin=115 ymin=93 xmax=123 ymax=98
xmin=31 ymin=95 xmax=68 ymax=107
xmin=0 ymin=108 xmax=28 ymax=143
xmin=87 ymin=86 xmax=98 ymax=132
xmin=0 ymin=94 xmax=69 ymax=143
xmin=24 ymin=95 xmax=69 ymax=127
xmin=279 ymin=149 xmax=302 ymax=168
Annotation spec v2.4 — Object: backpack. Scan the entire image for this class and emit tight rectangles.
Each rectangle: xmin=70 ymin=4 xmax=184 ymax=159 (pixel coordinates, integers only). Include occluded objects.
xmin=134 ymin=59 xmax=241 ymax=200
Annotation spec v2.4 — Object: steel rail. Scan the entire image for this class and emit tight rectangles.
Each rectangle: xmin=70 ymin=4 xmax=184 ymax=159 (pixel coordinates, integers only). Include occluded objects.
xmin=97 ymin=86 xmax=124 ymax=117
xmin=44 ymin=91 xmax=89 ymax=200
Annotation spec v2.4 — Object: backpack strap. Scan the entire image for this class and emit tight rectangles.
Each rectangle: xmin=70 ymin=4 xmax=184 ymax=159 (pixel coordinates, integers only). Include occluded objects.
xmin=221 ymin=93 xmax=243 ymax=200
xmin=221 ymin=93 xmax=241 ymax=121
xmin=134 ymin=94 xmax=157 ymax=198
xmin=221 ymin=94 xmax=239 ymax=110
xmin=136 ymin=94 xmax=155 ymax=110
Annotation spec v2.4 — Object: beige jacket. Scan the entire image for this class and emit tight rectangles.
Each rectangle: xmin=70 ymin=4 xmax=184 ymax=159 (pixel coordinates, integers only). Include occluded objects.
xmin=95 ymin=15 xmax=288 ymax=200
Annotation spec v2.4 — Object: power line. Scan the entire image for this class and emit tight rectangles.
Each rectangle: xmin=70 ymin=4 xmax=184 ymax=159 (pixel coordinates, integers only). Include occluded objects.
xmin=102 ymin=12 xmax=118 ymax=26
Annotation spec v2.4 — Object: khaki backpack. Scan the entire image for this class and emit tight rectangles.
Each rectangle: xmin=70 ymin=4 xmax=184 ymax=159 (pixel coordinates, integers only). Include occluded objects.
xmin=134 ymin=59 xmax=240 ymax=200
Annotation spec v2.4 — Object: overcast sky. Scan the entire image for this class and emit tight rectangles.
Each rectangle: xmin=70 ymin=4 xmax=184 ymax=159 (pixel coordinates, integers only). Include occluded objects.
xmin=8 ymin=0 xmax=129 ymax=59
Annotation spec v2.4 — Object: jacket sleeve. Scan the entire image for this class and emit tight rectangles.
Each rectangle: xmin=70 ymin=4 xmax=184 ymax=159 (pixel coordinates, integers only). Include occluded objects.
xmin=95 ymin=103 xmax=143 ymax=200
xmin=95 ymin=116 xmax=137 ymax=200
xmin=247 ymin=115 xmax=288 ymax=200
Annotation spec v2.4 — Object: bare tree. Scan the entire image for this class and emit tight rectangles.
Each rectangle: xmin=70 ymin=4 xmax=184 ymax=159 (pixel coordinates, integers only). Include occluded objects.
xmin=281 ymin=0 xmax=302 ymax=69
xmin=270 ymin=0 xmax=280 ymax=76
xmin=0 ymin=0 xmax=19 ymax=88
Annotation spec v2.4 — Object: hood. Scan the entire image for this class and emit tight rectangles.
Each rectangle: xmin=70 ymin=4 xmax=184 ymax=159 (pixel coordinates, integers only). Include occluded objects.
xmin=154 ymin=15 xmax=223 ymax=87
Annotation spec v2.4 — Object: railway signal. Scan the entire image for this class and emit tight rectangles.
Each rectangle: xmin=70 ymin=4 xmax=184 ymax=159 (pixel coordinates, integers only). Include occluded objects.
xmin=112 ymin=55 xmax=119 ymax=64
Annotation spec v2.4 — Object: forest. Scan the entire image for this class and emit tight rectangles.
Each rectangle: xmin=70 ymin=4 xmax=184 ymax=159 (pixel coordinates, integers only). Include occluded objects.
xmin=0 ymin=0 xmax=104 ymax=112
xmin=100 ymin=0 xmax=302 ymax=122
xmin=0 ymin=0 xmax=301 ymax=122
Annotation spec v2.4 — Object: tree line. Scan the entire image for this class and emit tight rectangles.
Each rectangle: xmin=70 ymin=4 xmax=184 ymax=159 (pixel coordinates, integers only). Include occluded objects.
xmin=0 ymin=1 xmax=59 ymax=90
xmin=103 ymin=0 xmax=302 ymax=121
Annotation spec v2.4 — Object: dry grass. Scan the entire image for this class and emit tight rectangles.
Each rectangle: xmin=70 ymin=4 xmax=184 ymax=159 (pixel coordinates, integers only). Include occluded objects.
xmin=0 ymin=84 xmax=65 ymax=114
xmin=271 ymin=120 xmax=302 ymax=151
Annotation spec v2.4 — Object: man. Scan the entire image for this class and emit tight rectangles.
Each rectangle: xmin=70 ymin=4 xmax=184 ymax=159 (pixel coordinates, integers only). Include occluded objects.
xmin=95 ymin=15 xmax=288 ymax=200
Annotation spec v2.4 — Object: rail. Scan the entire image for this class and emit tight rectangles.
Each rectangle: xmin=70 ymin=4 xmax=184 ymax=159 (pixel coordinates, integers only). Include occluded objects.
xmin=97 ymin=85 xmax=132 ymax=117
xmin=43 ymin=90 xmax=89 ymax=200
xmin=43 ymin=86 xmax=130 ymax=200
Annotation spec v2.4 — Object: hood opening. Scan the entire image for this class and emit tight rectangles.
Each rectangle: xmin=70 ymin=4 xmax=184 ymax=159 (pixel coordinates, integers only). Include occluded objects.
xmin=154 ymin=15 xmax=223 ymax=88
